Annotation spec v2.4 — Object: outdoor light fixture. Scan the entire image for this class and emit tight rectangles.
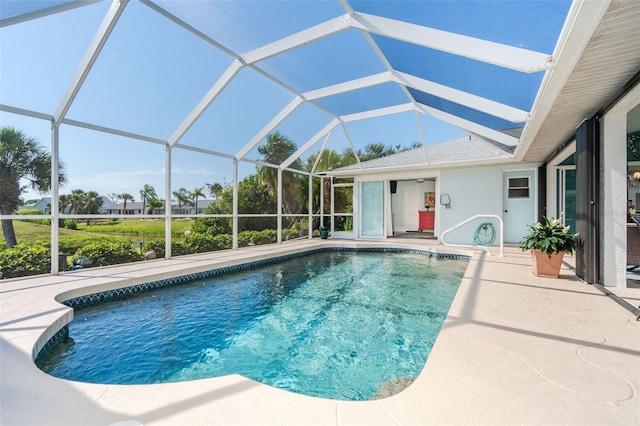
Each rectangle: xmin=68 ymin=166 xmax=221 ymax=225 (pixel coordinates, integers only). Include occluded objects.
xmin=629 ymin=172 xmax=640 ymax=187
xmin=440 ymin=194 xmax=451 ymax=209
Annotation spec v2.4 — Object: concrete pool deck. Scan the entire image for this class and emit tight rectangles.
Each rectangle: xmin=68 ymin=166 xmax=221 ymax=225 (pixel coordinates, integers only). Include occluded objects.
xmin=1 ymin=240 xmax=639 ymax=425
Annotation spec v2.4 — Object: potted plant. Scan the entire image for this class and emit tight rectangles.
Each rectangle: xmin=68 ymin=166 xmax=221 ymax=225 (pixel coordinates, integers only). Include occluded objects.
xmin=319 ymin=226 xmax=329 ymax=239
xmin=519 ymin=216 xmax=577 ymax=278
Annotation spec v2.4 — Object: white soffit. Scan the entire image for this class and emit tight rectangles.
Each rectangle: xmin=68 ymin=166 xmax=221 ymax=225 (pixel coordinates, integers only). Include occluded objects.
xmin=515 ymin=0 xmax=613 ymax=161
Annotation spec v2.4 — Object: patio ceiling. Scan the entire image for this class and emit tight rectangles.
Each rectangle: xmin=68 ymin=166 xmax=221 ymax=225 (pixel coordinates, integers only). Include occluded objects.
xmin=1 ymin=0 xmax=634 ymax=174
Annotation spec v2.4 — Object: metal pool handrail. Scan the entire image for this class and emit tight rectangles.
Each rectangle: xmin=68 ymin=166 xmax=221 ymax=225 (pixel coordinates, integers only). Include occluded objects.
xmin=440 ymin=214 xmax=504 ymax=256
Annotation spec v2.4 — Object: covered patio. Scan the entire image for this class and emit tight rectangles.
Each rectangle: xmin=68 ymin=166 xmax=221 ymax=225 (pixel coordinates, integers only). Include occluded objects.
xmin=2 ymin=1 xmax=640 ymax=424
xmin=1 ymin=240 xmax=639 ymax=424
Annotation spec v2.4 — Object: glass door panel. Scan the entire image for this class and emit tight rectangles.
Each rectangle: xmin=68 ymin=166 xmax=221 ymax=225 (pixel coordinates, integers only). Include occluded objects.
xmin=361 ymin=181 xmax=384 ymax=238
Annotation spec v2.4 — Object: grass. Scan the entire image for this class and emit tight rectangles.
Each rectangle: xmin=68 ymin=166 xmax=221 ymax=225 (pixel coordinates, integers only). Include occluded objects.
xmin=76 ymin=218 xmax=193 ymax=236
xmin=1 ymin=218 xmax=193 ymax=249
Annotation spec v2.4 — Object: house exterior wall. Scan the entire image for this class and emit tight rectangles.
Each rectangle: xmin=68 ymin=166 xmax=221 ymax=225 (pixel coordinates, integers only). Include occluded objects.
xmin=352 ymin=162 xmax=540 ymax=246
xmin=438 ymin=163 xmax=538 ymax=245
xmin=601 ymin=83 xmax=640 ymax=287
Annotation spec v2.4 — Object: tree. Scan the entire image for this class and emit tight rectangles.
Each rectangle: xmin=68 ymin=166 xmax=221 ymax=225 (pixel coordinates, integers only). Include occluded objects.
xmin=117 ymin=193 xmax=134 ymax=214
xmin=257 ymin=132 xmax=305 ymax=217
xmin=58 ymin=194 xmax=71 ymax=214
xmin=206 ymin=182 xmax=224 ymax=200
xmin=69 ymin=189 xmax=85 ymax=214
xmin=146 ymin=197 xmax=163 ymax=214
xmin=80 ymin=191 xmax=103 ymax=225
xmin=190 ymin=187 xmax=206 ymax=214
xmin=139 ymin=184 xmax=157 ymax=216
xmin=0 ymin=126 xmax=66 ymax=248
xmin=172 ymin=188 xmax=191 ymax=214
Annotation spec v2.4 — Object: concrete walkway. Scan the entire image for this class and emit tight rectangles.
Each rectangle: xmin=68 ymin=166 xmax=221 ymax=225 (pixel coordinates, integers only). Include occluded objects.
xmin=1 ymin=240 xmax=639 ymax=425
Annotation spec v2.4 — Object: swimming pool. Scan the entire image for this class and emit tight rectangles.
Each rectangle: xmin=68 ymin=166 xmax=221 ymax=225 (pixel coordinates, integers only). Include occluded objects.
xmin=36 ymin=249 xmax=468 ymax=401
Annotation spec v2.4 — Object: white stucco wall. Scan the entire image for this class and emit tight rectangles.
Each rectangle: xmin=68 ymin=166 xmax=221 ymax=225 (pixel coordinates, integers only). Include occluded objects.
xmin=601 ymin=83 xmax=640 ymax=287
xmin=438 ymin=164 xmax=537 ymax=245
xmin=351 ymin=162 xmax=540 ymax=246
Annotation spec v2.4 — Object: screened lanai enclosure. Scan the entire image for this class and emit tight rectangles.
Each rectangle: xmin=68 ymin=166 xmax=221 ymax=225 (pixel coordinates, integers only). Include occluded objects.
xmin=0 ymin=0 xmax=626 ymax=276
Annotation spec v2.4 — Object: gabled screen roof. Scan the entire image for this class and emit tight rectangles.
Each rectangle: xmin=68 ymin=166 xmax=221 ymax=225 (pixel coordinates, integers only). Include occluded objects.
xmin=1 ymin=0 xmax=573 ymax=191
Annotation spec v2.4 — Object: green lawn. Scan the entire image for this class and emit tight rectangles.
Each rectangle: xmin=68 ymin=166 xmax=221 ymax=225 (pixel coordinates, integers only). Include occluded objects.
xmin=1 ymin=218 xmax=193 ymax=249
xmin=76 ymin=218 xmax=193 ymax=236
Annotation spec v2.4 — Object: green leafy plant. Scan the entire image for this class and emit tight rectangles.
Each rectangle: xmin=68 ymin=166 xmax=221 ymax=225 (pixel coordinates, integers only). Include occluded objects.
xmin=71 ymin=241 xmax=143 ymax=267
xmin=143 ymin=238 xmax=190 ymax=257
xmin=184 ymin=233 xmax=231 ymax=253
xmin=0 ymin=244 xmax=50 ymax=278
xmin=519 ymin=216 xmax=577 ymax=256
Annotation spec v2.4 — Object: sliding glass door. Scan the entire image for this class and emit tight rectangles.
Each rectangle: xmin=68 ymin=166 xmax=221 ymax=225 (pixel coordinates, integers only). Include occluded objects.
xmin=557 ymin=167 xmax=576 ymax=233
xmin=360 ymin=181 xmax=385 ymax=238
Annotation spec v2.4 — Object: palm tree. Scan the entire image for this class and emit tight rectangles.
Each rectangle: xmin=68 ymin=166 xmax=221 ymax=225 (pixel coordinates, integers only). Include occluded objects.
xmin=58 ymin=194 xmax=71 ymax=214
xmin=69 ymin=189 xmax=85 ymax=214
xmin=190 ymin=187 xmax=206 ymax=214
xmin=80 ymin=191 xmax=103 ymax=225
xmin=118 ymin=193 xmax=134 ymax=215
xmin=172 ymin=187 xmax=191 ymax=214
xmin=139 ymin=184 xmax=157 ymax=216
xmin=257 ymin=132 xmax=304 ymax=216
xmin=0 ymin=126 xmax=66 ymax=248
xmin=206 ymin=182 xmax=224 ymax=200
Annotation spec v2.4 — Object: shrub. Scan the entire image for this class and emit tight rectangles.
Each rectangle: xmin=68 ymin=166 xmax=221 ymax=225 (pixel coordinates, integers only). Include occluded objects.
xmin=143 ymin=238 xmax=190 ymax=257
xmin=184 ymin=233 xmax=231 ymax=253
xmin=16 ymin=209 xmax=50 ymax=225
xmin=238 ymin=230 xmax=277 ymax=247
xmin=0 ymin=244 xmax=50 ymax=279
xmin=62 ymin=219 xmax=78 ymax=230
xmin=71 ymin=241 xmax=143 ymax=267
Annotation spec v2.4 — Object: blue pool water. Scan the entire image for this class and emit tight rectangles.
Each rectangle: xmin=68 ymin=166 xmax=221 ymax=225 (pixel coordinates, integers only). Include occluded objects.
xmin=36 ymin=251 xmax=467 ymax=400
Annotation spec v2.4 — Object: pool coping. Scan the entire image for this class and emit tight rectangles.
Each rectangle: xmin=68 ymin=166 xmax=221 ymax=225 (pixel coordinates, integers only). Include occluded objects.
xmin=2 ymin=239 xmax=639 ymax=425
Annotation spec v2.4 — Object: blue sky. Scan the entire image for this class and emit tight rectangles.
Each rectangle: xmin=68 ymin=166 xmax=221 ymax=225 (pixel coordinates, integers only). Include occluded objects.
xmin=0 ymin=0 xmax=570 ymax=203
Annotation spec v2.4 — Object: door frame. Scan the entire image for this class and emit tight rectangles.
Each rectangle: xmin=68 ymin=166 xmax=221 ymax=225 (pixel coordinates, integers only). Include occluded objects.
xmin=556 ymin=165 xmax=576 ymax=231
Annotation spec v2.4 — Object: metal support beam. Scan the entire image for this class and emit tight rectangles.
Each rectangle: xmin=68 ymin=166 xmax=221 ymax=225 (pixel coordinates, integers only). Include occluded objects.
xmin=394 ymin=72 xmax=530 ymax=123
xmin=277 ymin=169 xmax=283 ymax=244
xmin=0 ymin=0 xmax=100 ymax=28
xmin=50 ymin=123 xmax=60 ymax=274
xmin=164 ymin=145 xmax=172 ymax=259
xmin=303 ymin=72 xmax=391 ymax=100
xmin=341 ymin=103 xmax=415 ymax=123
xmin=236 ymin=96 xmax=304 ymax=161
xmin=416 ymin=104 xmax=519 ymax=146
xmin=280 ymin=119 xmax=340 ymax=170
xmin=242 ymin=15 xmax=352 ymax=64
xmin=169 ymin=60 xmax=244 ymax=147
xmin=232 ymin=159 xmax=239 ymax=250
xmin=311 ymin=131 xmax=333 ymax=174
xmin=54 ymin=0 xmax=128 ymax=125
xmin=351 ymin=12 xmax=552 ymax=73
xmin=308 ymin=174 xmax=313 ymax=239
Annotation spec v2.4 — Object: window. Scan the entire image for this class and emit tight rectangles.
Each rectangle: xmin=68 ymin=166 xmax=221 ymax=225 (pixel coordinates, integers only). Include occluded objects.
xmin=508 ymin=177 xmax=530 ymax=199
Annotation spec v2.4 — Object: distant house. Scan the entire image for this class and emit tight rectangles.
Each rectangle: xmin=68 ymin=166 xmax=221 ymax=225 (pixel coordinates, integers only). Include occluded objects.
xmin=19 ymin=197 xmax=51 ymax=214
xmin=19 ymin=196 xmax=116 ymax=215
xmin=104 ymin=201 xmax=145 ymax=215
xmin=105 ymin=199 xmax=213 ymax=215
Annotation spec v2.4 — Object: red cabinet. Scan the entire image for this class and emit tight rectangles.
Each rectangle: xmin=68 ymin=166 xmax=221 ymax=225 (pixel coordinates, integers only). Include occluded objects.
xmin=418 ymin=210 xmax=435 ymax=232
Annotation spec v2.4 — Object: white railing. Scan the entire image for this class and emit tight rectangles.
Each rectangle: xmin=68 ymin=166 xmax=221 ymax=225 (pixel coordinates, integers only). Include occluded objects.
xmin=440 ymin=214 xmax=504 ymax=256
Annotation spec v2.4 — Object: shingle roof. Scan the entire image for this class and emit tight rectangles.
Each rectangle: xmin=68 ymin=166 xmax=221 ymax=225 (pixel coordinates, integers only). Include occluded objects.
xmin=336 ymin=128 xmax=521 ymax=172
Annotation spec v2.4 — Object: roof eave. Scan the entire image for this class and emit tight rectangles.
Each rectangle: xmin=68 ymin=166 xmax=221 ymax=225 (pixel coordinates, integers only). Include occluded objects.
xmin=514 ymin=0 xmax=611 ymax=161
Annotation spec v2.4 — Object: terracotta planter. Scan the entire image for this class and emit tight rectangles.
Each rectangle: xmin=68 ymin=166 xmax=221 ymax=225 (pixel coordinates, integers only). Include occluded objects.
xmin=531 ymin=249 xmax=565 ymax=278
